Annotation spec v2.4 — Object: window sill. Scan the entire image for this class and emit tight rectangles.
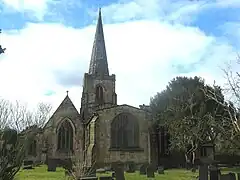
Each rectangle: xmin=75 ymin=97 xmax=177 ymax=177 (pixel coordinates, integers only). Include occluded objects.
xmin=109 ymin=147 xmax=144 ymax=152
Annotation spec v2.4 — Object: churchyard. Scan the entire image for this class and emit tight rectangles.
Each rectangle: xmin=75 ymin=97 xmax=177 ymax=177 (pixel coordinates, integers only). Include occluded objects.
xmin=14 ymin=163 xmax=240 ymax=180
xmin=15 ymin=165 xmax=240 ymax=180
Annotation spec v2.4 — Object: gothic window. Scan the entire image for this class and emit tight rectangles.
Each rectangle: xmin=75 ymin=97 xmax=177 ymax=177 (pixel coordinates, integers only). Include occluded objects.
xmin=28 ymin=139 xmax=37 ymax=156
xmin=96 ymin=85 xmax=104 ymax=104
xmin=57 ymin=120 xmax=73 ymax=152
xmin=111 ymin=113 xmax=139 ymax=149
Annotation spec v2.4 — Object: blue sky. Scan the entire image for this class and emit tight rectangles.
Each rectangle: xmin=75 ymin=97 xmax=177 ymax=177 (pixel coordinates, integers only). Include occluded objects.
xmin=0 ymin=0 xmax=240 ymax=111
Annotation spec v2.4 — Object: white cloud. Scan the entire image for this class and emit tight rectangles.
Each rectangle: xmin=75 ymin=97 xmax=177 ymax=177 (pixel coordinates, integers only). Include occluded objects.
xmin=1 ymin=0 xmax=51 ymax=19
xmin=0 ymin=18 xmax=237 ymax=112
xmin=0 ymin=0 xmax=239 ymax=112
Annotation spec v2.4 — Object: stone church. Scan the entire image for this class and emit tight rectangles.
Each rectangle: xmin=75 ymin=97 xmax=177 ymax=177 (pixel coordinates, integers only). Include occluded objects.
xmin=24 ymin=9 xmax=165 ymax=169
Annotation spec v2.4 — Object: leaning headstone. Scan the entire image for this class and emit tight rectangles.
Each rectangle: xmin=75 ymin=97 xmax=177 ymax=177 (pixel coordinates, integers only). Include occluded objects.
xmin=157 ymin=166 xmax=164 ymax=174
xmin=139 ymin=164 xmax=147 ymax=175
xmin=199 ymin=164 xmax=208 ymax=180
xmin=47 ymin=159 xmax=56 ymax=172
xmin=99 ymin=176 xmax=113 ymax=180
xmin=146 ymin=165 xmax=155 ymax=178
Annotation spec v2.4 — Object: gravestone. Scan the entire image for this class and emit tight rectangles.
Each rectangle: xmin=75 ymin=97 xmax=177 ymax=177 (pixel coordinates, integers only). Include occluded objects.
xmin=229 ymin=172 xmax=236 ymax=180
xmin=146 ymin=165 xmax=155 ymax=178
xmin=99 ymin=176 xmax=113 ymax=180
xmin=113 ymin=163 xmax=125 ymax=180
xmin=209 ymin=165 xmax=220 ymax=180
xmin=47 ymin=159 xmax=57 ymax=172
xmin=23 ymin=160 xmax=34 ymax=169
xmin=126 ymin=163 xmax=135 ymax=173
xmin=139 ymin=164 xmax=147 ymax=175
xmin=157 ymin=166 xmax=164 ymax=174
xmin=220 ymin=173 xmax=236 ymax=180
xmin=97 ymin=168 xmax=106 ymax=173
xmin=199 ymin=164 xmax=208 ymax=180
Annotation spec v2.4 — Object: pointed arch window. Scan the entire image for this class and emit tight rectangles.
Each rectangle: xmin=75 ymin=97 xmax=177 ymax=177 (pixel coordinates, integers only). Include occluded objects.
xmin=57 ymin=120 xmax=73 ymax=152
xmin=96 ymin=85 xmax=104 ymax=104
xmin=110 ymin=113 xmax=139 ymax=150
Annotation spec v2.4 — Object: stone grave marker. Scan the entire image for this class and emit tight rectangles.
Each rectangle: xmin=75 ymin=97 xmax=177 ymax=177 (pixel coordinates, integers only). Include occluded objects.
xmin=157 ymin=166 xmax=164 ymax=174
xmin=199 ymin=164 xmax=208 ymax=180
xmin=23 ymin=160 xmax=34 ymax=170
xmin=113 ymin=163 xmax=125 ymax=180
xmin=209 ymin=165 xmax=220 ymax=180
xmin=139 ymin=164 xmax=147 ymax=175
xmin=229 ymin=172 xmax=236 ymax=180
xmin=220 ymin=173 xmax=236 ymax=180
xmin=47 ymin=159 xmax=56 ymax=172
xmin=146 ymin=164 xmax=155 ymax=178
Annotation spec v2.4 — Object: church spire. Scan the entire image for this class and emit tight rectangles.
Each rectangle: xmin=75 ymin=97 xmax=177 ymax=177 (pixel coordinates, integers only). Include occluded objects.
xmin=88 ymin=8 xmax=109 ymax=76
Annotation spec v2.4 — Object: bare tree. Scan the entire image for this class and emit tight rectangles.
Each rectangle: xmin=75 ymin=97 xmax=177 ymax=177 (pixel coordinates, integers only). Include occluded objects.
xmin=0 ymin=98 xmax=12 ymax=129
xmin=32 ymin=102 xmax=52 ymax=128
xmin=222 ymin=56 xmax=240 ymax=107
xmin=7 ymin=101 xmax=52 ymax=132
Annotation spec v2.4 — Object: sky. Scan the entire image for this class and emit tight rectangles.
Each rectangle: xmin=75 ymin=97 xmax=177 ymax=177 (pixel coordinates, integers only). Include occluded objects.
xmin=0 ymin=0 xmax=240 ymax=112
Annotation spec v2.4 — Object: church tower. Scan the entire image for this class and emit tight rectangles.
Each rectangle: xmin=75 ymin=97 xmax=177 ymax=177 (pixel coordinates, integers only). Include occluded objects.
xmin=80 ymin=9 xmax=117 ymax=121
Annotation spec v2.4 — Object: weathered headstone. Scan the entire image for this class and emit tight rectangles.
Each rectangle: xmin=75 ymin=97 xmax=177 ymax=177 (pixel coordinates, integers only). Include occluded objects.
xmin=229 ymin=172 xmax=236 ymax=180
xmin=157 ymin=166 xmax=164 ymax=174
xmin=139 ymin=164 xmax=147 ymax=175
xmin=47 ymin=159 xmax=56 ymax=172
xmin=99 ymin=176 xmax=113 ymax=180
xmin=146 ymin=165 xmax=155 ymax=178
xmin=199 ymin=164 xmax=208 ymax=180
xmin=220 ymin=173 xmax=236 ymax=180
xmin=209 ymin=165 xmax=220 ymax=180
xmin=23 ymin=160 xmax=34 ymax=169
xmin=113 ymin=163 xmax=125 ymax=180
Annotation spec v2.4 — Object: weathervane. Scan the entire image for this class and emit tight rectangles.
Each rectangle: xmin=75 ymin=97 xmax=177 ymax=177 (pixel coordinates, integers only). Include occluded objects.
xmin=0 ymin=29 xmax=6 ymax=55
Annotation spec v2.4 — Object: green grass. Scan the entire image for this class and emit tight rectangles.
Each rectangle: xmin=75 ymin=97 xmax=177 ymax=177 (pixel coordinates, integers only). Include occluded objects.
xmin=15 ymin=165 xmax=240 ymax=180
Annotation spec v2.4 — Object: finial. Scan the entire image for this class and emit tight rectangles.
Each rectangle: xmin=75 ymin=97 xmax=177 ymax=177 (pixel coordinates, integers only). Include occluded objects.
xmin=66 ymin=90 xmax=69 ymax=95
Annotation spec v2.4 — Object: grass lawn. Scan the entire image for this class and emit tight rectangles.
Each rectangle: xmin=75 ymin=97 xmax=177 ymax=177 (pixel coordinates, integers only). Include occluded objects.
xmin=15 ymin=165 xmax=240 ymax=180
